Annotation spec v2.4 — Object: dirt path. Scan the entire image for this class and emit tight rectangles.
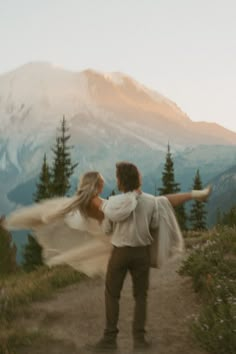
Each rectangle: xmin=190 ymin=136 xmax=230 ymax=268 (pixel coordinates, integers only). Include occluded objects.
xmin=17 ymin=256 xmax=208 ymax=354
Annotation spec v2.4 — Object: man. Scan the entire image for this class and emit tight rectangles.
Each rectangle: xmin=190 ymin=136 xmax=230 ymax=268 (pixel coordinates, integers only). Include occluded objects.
xmin=93 ymin=161 xmax=211 ymax=352
xmin=100 ymin=161 xmax=155 ymax=351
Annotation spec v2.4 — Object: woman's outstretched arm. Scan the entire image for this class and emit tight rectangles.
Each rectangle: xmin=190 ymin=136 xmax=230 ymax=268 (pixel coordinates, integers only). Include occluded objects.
xmin=164 ymin=186 xmax=212 ymax=207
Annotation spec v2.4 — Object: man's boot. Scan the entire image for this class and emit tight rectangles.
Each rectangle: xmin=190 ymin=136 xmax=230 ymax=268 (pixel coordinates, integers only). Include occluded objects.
xmin=90 ymin=335 xmax=118 ymax=352
xmin=133 ymin=335 xmax=152 ymax=351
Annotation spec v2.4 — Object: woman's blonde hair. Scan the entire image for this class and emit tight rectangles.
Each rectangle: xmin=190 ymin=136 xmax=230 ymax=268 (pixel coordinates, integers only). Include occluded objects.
xmin=59 ymin=171 xmax=103 ymax=217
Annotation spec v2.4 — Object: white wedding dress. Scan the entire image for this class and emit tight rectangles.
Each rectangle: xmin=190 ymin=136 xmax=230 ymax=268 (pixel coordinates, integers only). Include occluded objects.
xmin=4 ymin=193 xmax=183 ymax=277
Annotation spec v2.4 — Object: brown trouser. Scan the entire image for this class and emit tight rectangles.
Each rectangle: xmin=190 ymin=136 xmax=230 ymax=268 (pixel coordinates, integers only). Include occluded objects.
xmin=104 ymin=245 xmax=150 ymax=340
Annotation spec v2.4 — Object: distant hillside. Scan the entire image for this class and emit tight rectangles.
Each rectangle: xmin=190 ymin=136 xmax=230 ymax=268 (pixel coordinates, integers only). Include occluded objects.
xmin=207 ymin=165 xmax=236 ymax=226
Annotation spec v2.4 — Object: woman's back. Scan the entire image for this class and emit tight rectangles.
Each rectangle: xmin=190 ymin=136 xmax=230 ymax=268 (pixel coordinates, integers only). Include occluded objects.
xmin=87 ymin=196 xmax=104 ymax=221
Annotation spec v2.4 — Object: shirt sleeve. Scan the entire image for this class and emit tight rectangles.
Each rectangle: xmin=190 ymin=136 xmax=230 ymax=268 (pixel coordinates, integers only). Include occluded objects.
xmin=150 ymin=199 xmax=160 ymax=229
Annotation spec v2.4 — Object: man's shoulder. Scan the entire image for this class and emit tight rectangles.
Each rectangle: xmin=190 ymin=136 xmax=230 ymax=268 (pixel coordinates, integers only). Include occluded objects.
xmin=138 ymin=192 xmax=156 ymax=205
xmin=140 ymin=192 xmax=155 ymax=200
xmin=136 ymin=193 xmax=156 ymax=214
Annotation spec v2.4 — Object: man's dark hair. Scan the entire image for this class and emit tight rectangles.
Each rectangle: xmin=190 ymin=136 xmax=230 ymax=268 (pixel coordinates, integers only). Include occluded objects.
xmin=116 ymin=162 xmax=141 ymax=192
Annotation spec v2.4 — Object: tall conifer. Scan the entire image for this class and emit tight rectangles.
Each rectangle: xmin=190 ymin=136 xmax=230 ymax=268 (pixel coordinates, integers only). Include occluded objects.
xmin=22 ymin=155 xmax=50 ymax=271
xmin=34 ymin=153 xmax=51 ymax=202
xmin=158 ymin=143 xmax=187 ymax=229
xmin=22 ymin=234 xmax=43 ymax=272
xmin=51 ymin=116 xmax=78 ymax=196
xmin=189 ymin=169 xmax=207 ymax=230
xmin=158 ymin=143 xmax=179 ymax=195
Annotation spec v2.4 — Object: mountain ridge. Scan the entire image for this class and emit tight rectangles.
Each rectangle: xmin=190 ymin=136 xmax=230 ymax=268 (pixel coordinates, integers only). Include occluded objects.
xmin=0 ymin=62 xmax=236 ymax=217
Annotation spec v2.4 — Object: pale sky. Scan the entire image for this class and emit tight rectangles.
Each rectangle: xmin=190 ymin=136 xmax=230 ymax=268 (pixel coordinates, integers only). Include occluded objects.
xmin=0 ymin=0 xmax=236 ymax=132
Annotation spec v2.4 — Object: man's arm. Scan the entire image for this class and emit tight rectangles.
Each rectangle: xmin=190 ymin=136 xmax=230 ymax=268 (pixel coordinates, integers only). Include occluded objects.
xmin=101 ymin=217 xmax=113 ymax=235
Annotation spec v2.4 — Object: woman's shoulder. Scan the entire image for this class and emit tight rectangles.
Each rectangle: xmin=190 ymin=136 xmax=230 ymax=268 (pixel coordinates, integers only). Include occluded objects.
xmin=91 ymin=196 xmax=105 ymax=210
xmin=88 ymin=196 xmax=105 ymax=221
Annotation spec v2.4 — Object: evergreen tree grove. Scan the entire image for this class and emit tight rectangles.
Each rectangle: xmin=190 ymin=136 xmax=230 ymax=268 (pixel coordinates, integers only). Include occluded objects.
xmin=158 ymin=143 xmax=187 ymax=230
xmin=51 ymin=116 xmax=78 ymax=196
xmin=189 ymin=169 xmax=207 ymax=230
xmin=22 ymin=116 xmax=78 ymax=271
xmin=219 ymin=206 xmax=236 ymax=226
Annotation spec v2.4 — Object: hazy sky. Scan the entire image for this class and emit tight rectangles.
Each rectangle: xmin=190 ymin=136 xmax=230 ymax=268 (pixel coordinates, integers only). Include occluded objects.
xmin=0 ymin=0 xmax=235 ymax=132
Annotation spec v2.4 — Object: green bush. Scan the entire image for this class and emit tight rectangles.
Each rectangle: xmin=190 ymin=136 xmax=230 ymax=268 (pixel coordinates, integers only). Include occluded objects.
xmin=0 ymin=227 xmax=17 ymax=277
xmin=179 ymin=226 xmax=236 ymax=354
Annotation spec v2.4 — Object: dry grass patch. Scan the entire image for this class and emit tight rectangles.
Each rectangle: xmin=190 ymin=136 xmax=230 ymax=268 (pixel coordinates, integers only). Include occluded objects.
xmin=0 ymin=265 xmax=83 ymax=354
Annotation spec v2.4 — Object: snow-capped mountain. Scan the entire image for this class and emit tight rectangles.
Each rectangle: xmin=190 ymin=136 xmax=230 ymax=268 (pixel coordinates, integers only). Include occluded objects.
xmin=0 ymin=62 xmax=236 ymax=214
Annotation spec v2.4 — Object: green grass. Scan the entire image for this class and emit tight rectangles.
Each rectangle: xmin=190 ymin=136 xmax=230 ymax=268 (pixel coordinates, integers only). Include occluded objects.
xmin=0 ymin=327 xmax=42 ymax=354
xmin=0 ymin=265 xmax=82 ymax=321
xmin=179 ymin=226 xmax=236 ymax=354
xmin=0 ymin=265 xmax=83 ymax=354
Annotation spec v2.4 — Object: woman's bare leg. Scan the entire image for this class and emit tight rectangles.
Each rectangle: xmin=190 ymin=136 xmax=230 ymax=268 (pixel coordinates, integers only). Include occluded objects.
xmin=165 ymin=186 xmax=212 ymax=207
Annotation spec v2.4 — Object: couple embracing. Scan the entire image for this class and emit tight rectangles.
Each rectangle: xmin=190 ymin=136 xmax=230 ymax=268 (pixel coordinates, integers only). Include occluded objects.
xmin=2 ymin=161 xmax=211 ymax=352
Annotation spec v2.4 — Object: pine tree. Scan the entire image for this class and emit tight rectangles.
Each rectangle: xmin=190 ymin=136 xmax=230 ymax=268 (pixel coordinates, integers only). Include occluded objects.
xmin=219 ymin=206 xmax=236 ymax=226
xmin=22 ymin=117 xmax=78 ymax=271
xmin=158 ymin=143 xmax=187 ymax=229
xmin=175 ymin=204 xmax=187 ymax=230
xmin=22 ymin=234 xmax=43 ymax=272
xmin=34 ymin=153 xmax=51 ymax=202
xmin=0 ymin=225 xmax=17 ymax=276
xmin=51 ymin=116 xmax=78 ymax=196
xmin=22 ymin=155 xmax=50 ymax=271
xmin=158 ymin=143 xmax=180 ymax=195
xmin=189 ymin=169 xmax=207 ymax=230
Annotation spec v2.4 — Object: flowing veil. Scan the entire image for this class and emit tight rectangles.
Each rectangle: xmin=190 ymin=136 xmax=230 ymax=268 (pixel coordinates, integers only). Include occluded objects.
xmin=5 ymin=197 xmax=112 ymax=277
xmin=4 ymin=194 xmax=184 ymax=277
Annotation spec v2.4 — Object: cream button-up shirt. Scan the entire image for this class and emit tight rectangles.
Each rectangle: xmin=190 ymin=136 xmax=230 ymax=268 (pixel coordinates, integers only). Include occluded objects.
xmin=102 ymin=192 xmax=159 ymax=247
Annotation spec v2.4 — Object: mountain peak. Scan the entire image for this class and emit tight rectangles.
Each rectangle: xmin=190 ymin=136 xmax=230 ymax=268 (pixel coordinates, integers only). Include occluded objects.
xmin=0 ymin=62 xmax=235 ymax=147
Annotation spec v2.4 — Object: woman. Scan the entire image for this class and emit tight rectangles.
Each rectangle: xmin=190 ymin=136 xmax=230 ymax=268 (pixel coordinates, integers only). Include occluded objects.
xmin=1 ymin=172 xmax=111 ymax=277
xmin=1 ymin=170 xmax=211 ymax=276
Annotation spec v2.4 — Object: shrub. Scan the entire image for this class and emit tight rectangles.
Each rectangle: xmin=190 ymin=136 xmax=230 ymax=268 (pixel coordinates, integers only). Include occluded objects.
xmin=179 ymin=226 xmax=236 ymax=354
xmin=0 ymin=227 xmax=17 ymax=277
